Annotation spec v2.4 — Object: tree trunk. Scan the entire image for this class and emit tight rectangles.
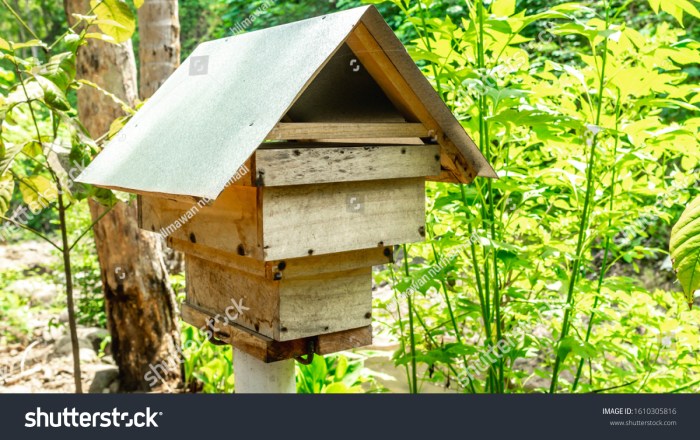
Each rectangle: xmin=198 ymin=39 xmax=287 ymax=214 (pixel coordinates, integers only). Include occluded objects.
xmin=138 ymin=0 xmax=180 ymax=98
xmin=137 ymin=0 xmax=185 ymax=275
xmin=64 ymin=0 xmax=181 ymax=391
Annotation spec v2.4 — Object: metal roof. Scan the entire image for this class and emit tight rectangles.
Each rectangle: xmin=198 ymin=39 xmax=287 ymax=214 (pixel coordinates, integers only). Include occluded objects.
xmin=77 ymin=6 xmax=496 ymax=199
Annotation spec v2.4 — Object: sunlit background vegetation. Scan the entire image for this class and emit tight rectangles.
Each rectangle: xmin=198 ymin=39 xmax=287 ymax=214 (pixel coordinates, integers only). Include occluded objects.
xmin=1 ymin=0 xmax=699 ymax=393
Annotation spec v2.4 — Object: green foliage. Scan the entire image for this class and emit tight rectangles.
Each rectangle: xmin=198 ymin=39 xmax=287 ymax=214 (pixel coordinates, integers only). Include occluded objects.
xmin=0 ymin=1 xmax=137 ymax=220
xmin=370 ymin=0 xmax=700 ymax=394
xmin=181 ymin=323 xmax=235 ymax=393
xmin=179 ymin=0 xmax=403 ymax=58
xmin=670 ymin=196 xmax=700 ymax=307
xmin=0 ymin=270 xmax=35 ymax=343
xmin=90 ymin=0 xmax=136 ymax=44
xmin=179 ymin=314 xmax=378 ymax=393
xmin=296 ymin=353 xmax=378 ymax=394
xmin=64 ymin=203 xmax=105 ymax=328
xmin=2 ymin=0 xmax=699 ymax=395
xmin=0 ymin=0 xmax=141 ymax=392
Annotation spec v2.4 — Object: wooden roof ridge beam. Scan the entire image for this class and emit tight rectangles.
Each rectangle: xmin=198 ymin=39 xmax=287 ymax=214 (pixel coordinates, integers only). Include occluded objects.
xmin=266 ymin=122 xmax=431 ymax=141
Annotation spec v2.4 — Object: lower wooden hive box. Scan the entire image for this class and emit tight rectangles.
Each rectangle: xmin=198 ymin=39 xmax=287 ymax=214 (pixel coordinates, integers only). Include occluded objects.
xmin=173 ymin=240 xmax=393 ymax=362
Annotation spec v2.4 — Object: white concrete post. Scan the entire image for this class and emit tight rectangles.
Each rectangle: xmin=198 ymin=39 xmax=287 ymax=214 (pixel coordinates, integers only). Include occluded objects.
xmin=233 ymin=348 xmax=296 ymax=393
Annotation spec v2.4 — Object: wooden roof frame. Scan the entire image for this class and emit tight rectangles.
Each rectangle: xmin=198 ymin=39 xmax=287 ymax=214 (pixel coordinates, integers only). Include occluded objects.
xmin=344 ymin=19 xmax=496 ymax=183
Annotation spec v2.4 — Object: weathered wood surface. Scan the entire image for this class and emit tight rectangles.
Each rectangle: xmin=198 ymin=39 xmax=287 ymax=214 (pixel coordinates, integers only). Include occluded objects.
xmin=256 ymin=144 xmax=440 ymax=186
xmin=185 ymin=254 xmax=374 ymax=341
xmin=186 ymin=254 xmax=279 ymax=339
xmin=266 ymin=246 xmax=392 ymax=279
xmin=169 ymin=238 xmax=267 ymax=277
xmin=139 ymin=185 xmax=262 ymax=259
xmin=262 ymin=177 xmax=425 ymax=260
xmin=315 ymin=325 xmax=372 ymax=355
xmin=170 ymin=237 xmax=392 ymax=279
xmin=280 ymin=267 xmax=372 ymax=340
xmin=266 ymin=122 xmax=429 ymax=140
xmin=182 ymin=303 xmax=372 ymax=362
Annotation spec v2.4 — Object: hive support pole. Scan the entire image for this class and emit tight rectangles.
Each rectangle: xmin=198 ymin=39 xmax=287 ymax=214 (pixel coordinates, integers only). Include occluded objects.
xmin=233 ymin=348 xmax=297 ymax=393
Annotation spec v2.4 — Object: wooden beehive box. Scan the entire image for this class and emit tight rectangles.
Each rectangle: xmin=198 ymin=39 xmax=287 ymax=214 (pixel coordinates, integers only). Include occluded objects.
xmin=77 ymin=6 xmax=496 ymax=362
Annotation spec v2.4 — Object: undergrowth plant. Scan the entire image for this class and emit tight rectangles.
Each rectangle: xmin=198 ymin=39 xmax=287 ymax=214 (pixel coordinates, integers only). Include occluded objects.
xmin=0 ymin=0 xmax=143 ymax=392
xmin=371 ymin=0 xmax=700 ymax=393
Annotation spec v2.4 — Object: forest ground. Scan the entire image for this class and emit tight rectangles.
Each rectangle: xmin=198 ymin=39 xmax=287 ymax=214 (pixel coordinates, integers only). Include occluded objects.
xmin=0 ymin=241 xmax=450 ymax=393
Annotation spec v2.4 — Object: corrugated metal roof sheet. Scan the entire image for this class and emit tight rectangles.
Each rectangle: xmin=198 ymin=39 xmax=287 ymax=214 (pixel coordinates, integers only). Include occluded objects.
xmin=77 ymin=6 xmax=495 ymax=199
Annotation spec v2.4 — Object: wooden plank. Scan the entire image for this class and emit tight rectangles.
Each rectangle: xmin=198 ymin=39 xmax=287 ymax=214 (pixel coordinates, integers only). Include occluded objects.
xmin=279 ymin=267 xmax=372 ymax=341
xmin=169 ymin=238 xmax=267 ymax=277
xmin=181 ymin=303 xmax=304 ymax=362
xmin=256 ymin=144 xmax=441 ymax=186
xmin=182 ymin=303 xmax=372 ymax=362
xmin=262 ymin=177 xmax=425 ymax=260
xmin=346 ymin=24 xmax=476 ymax=183
xmin=139 ymin=185 xmax=263 ymax=259
xmin=127 ymin=188 xmax=202 ymax=205
xmin=267 ymin=246 xmax=392 ymax=280
xmin=170 ymin=237 xmax=391 ymax=280
xmin=316 ymin=326 xmax=372 ymax=355
xmin=266 ymin=122 xmax=429 ymax=140
xmin=185 ymin=254 xmax=280 ymax=339
xmin=235 ymin=157 xmax=255 ymax=186
xmin=313 ymin=137 xmax=424 ymax=145
xmin=171 ymin=238 xmax=390 ymax=276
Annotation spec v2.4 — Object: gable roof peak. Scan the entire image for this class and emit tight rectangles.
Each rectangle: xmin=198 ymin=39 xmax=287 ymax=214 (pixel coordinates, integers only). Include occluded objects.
xmin=77 ymin=5 xmax=494 ymax=199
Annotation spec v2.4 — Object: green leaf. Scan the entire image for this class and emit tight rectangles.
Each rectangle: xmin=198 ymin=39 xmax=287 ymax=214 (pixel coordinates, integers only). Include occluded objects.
xmin=36 ymin=52 xmax=77 ymax=91
xmin=0 ymin=174 xmax=13 ymax=215
xmin=557 ymin=337 xmax=577 ymax=362
xmin=492 ymin=0 xmax=516 ymax=17
xmin=6 ymin=80 xmax=43 ymax=106
xmin=22 ymin=141 xmax=42 ymax=158
xmin=11 ymin=39 xmax=48 ymax=50
xmin=644 ymin=98 xmax=699 ymax=112
xmin=657 ymin=0 xmax=700 ymax=24
xmin=19 ymin=175 xmax=57 ymax=212
xmin=670 ymin=196 xmax=700 ymax=308
xmin=134 ymin=0 xmax=144 ymax=8
xmin=90 ymin=0 xmax=136 ymax=43
xmin=34 ymin=75 xmax=71 ymax=111
xmin=334 ymin=356 xmax=348 ymax=381
xmin=0 ymin=139 xmax=23 ymax=176
xmin=322 ymin=382 xmax=362 ymax=394
xmin=549 ymin=2 xmax=596 ymax=14
xmin=85 ymin=32 xmax=117 ymax=43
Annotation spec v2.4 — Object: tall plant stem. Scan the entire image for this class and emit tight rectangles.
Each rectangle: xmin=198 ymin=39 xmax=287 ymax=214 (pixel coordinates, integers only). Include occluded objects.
xmin=1 ymin=0 xmax=40 ymax=42
xmin=0 ymin=215 xmax=62 ymax=251
xmin=402 ymin=244 xmax=418 ymax=394
xmin=388 ymin=267 xmax=412 ymax=389
xmin=474 ymin=0 xmax=504 ymax=394
xmin=572 ymin=92 xmax=622 ymax=391
xmin=550 ymin=1 xmax=611 ymax=393
xmin=11 ymin=52 xmax=83 ymax=392
xmin=427 ymin=236 xmax=477 ymax=393
xmin=57 ymin=185 xmax=82 ymax=393
xmin=411 ymin=303 xmax=476 ymax=392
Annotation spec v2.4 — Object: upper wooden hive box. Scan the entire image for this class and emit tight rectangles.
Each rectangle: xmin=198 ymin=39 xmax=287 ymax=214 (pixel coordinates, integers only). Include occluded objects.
xmin=77 ymin=5 xmax=495 ymax=362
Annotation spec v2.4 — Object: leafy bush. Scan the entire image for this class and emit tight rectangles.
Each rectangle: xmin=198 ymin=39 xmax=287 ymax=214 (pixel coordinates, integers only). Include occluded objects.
xmin=371 ymin=0 xmax=700 ymax=393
